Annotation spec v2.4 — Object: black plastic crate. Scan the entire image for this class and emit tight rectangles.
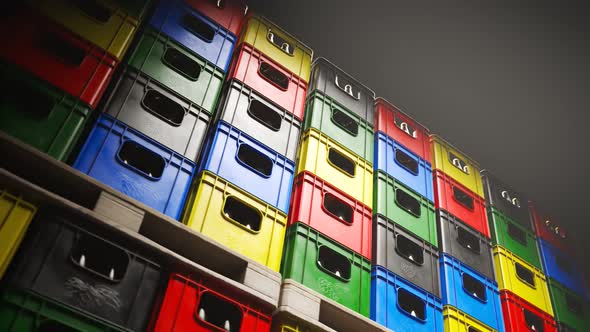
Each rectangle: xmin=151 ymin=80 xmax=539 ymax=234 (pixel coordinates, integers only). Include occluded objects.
xmin=104 ymin=68 xmax=211 ymax=160
xmin=437 ymin=209 xmax=495 ymax=280
xmin=481 ymin=170 xmax=532 ymax=231
xmin=6 ymin=209 xmax=162 ymax=331
xmin=372 ymin=214 xmax=441 ymax=297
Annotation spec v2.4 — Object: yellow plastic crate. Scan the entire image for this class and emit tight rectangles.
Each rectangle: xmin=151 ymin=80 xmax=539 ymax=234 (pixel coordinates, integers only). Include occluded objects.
xmin=0 ymin=189 xmax=37 ymax=279
xmin=239 ymin=15 xmax=313 ymax=83
xmin=34 ymin=0 xmax=139 ymax=60
xmin=271 ymin=318 xmax=314 ymax=332
xmin=430 ymin=135 xmax=485 ymax=198
xmin=443 ymin=306 xmax=495 ymax=332
xmin=493 ymin=245 xmax=554 ymax=316
xmin=182 ymin=171 xmax=287 ymax=272
xmin=296 ymin=128 xmax=373 ymax=207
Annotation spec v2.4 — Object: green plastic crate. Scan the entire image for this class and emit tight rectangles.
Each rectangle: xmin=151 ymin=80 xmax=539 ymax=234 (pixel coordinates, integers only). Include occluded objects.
xmin=303 ymin=91 xmax=373 ymax=162
xmin=0 ymin=288 xmax=124 ymax=331
xmin=280 ymin=222 xmax=371 ymax=316
xmin=547 ymin=278 xmax=590 ymax=331
xmin=373 ymin=170 xmax=438 ymax=247
xmin=127 ymin=28 xmax=224 ymax=115
xmin=0 ymin=64 xmax=92 ymax=161
xmin=488 ymin=206 xmax=542 ymax=269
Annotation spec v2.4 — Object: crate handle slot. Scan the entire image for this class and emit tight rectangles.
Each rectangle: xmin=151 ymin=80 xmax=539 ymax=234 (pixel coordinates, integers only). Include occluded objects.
xmin=38 ymin=320 xmax=80 ymax=332
xmin=523 ymin=309 xmax=545 ymax=332
xmin=327 ymin=148 xmax=356 ymax=177
xmin=182 ymin=14 xmax=216 ymax=43
xmin=457 ymin=226 xmax=481 ymax=254
xmin=236 ymin=143 xmax=273 ymax=177
xmin=397 ymin=288 xmax=426 ymax=321
xmin=394 ymin=116 xmax=417 ymax=138
xmin=514 ymin=262 xmax=536 ymax=288
xmin=195 ymin=292 xmax=243 ymax=332
xmin=452 ymin=186 xmax=474 ymax=210
xmin=141 ymin=89 xmax=186 ymax=126
xmin=214 ymin=0 xmax=225 ymax=8
xmin=501 ymin=190 xmax=521 ymax=208
xmin=395 ymin=233 xmax=424 ymax=265
xmin=323 ymin=193 xmax=353 ymax=224
xmin=1 ymin=79 xmax=55 ymax=117
xmin=38 ymin=32 xmax=86 ymax=66
xmin=258 ymin=62 xmax=289 ymax=90
xmin=394 ymin=148 xmax=419 ymax=175
xmin=222 ymin=196 xmax=262 ymax=232
xmin=331 ymin=107 xmax=359 ymax=137
xmin=116 ymin=140 xmax=166 ymax=180
xmin=395 ymin=188 xmax=421 ymax=217
xmin=556 ymin=256 xmax=574 ymax=275
xmin=70 ymin=233 xmax=130 ymax=282
xmin=448 ymin=152 xmax=470 ymax=174
xmin=467 ymin=327 xmax=482 ymax=332
xmin=334 ymin=75 xmax=361 ymax=100
xmin=507 ymin=222 xmax=528 ymax=246
xmin=317 ymin=245 xmax=351 ymax=280
xmin=462 ymin=273 xmax=487 ymax=302
xmin=247 ymin=99 xmax=282 ymax=131
xmin=266 ymin=30 xmax=294 ymax=56
xmin=161 ymin=46 xmax=201 ymax=81
xmin=543 ymin=219 xmax=567 ymax=239
xmin=565 ymin=293 xmax=582 ymax=316
xmin=73 ymin=0 xmax=113 ymax=23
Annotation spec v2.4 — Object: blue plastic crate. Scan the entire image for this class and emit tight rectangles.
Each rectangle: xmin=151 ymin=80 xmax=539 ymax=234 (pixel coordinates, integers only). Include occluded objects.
xmin=199 ymin=121 xmax=295 ymax=213
xmin=149 ymin=0 xmax=235 ymax=72
xmin=439 ymin=253 xmax=505 ymax=332
xmin=73 ymin=114 xmax=196 ymax=219
xmin=538 ymin=238 xmax=588 ymax=298
xmin=375 ymin=132 xmax=434 ymax=201
xmin=371 ymin=266 xmax=443 ymax=332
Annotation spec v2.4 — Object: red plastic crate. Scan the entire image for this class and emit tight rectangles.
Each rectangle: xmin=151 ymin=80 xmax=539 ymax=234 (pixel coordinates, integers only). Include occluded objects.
xmin=288 ymin=171 xmax=372 ymax=260
xmin=500 ymin=290 xmax=557 ymax=332
xmin=185 ymin=0 xmax=248 ymax=36
xmin=375 ymin=97 xmax=432 ymax=163
xmin=0 ymin=8 xmax=117 ymax=109
xmin=151 ymin=274 xmax=272 ymax=332
xmin=228 ymin=43 xmax=307 ymax=120
xmin=529 ymin=201 xmax=576 ymax=256
xmin=434 ymin=170 xmax=490 ymax=237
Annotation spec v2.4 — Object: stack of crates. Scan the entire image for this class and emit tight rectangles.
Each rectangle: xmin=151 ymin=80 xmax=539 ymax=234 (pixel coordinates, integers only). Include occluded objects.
xmin=372 ymin=99 xmax=443 ymax=331
xmin=431 ymin=136 xmax=505 ymax=332
xmin=282 ymin=58 xmax=374 ymax=316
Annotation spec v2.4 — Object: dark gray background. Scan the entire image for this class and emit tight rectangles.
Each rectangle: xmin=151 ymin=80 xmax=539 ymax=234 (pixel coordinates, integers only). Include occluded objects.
xmin=247 ymin=0 xmax=590 ymax=258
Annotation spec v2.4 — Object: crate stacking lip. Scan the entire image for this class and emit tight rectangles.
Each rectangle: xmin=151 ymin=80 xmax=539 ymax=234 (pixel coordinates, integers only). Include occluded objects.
xmin=183 ymin=0 xmax=248 ymax=37
xmin=481 ymin=170 xmax=532 ymax=231
xmin=500 ymin=290 xmax=558 ymax=332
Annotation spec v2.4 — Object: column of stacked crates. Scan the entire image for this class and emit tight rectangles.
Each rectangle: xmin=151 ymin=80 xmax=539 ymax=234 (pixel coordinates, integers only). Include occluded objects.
xmin=282 ymin=58 xmax=374 ymax=316
xmin=430 ymin=136 xmax=506 ymax=332
xmin=371 ymin=99 xmax=443 ymax=331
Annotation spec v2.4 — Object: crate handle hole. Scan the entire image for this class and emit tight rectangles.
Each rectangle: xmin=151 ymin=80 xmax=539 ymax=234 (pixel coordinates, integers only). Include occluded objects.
xmin=462 ymin=273 xmax=486 ymax=302
xmin=266 ymin=30 xmax=294 ymax=56
xmin=327 ymin=148 xmax=355 ymax=177
xmin=0 ymin=79 xmax=55 ymax=117
xmin=259 ymin=62 xmax=289 ymax=90
xmin=452 ymin=186 xmax=474 ymax=210
xmin=142 ymin=89 xmax=185 ymax=126
xmin=514 ymin=262 xmax=536 ymax=288
xmin=467 ymin=327 xmax=482 ymax=332
xmin=214 ymin=0 xmax=225 ymax=9
xmin=223 ymin=196 xmax=262 ymax=232
xmin=70 ymin=233 xmax=129 ymax=282
xmin=117 ymin=140 xmax=165 ymax=179
xmin=331 ymin=107 xmax=359 ymax=137
xmin=317 ymin=245 xmax=351 ymax=280
xmin=73 ymin=0 xmax=113 ymax=23
xmin=565 ymin=294 xmax=582 ymax=316
xmin=394 ymin=116 xmax=417 ymax=138
xmin=196 ymin=292 xmax=242 ymax=332
xmin=247 ymin=99 xmax=282 ymax=131
xmin=457 ymin=226 xmax=481 ymax=254
xmin=38 ymin=32 xmax=85 ymax=66
xmin=38 ymin=320 xmax=80 ymax=332
xmin=395 ymin=188 xmax=421 ymax=217
xmin=236 ymin=143 xmax=273 ymax=177
xmin=397 ymin=288 xmax=426 ymax=321
xmin=334 ymin=75 xmax=361 ymax=100
xmin=507 ymin=222 xmax=527 ymax=246
xmin=162 ymin=47 xmax=201 ymax=81
xmin=395 ymin=233 xmax=424 ymax=265
xmin=323 ymin=193 xmax=353 ymax=224
xmin=449 ymin=152 xmax=469 ymax=174
xmin=523 ymin=309 xmax=545 ymax=332
xmin=394 ymin=149 xmax=419 ymax=175
xmin=182 ymin=14 xmax=215 ymax=42
xmin=556 ymin=257 xmax=574 ymax=275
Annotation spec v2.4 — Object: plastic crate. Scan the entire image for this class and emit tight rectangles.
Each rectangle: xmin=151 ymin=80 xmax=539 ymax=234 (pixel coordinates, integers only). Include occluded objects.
xmin=216 ymin=80 xmax=301 ymax=161
xmin=151 ymin=273 xmax=272 ymax=332
xmin=370 ymin=266 xmax=443 ymax=332
xmin=439 ymin=254 xmax=505 ymax=332
xmin=0 ymin=8 xmax=118 ymax=109
xmin=281 ymin=223 xmax=370 ymax=316
xmin=182 ymin=171 xmax=287 ymax=271
xmin=103 ymin=68 xmax=211 ymax=160
xmin=438 ymin=210 xmax=495 ymax=280
xmin=288 ymin=171 xmax=372 ymax=260
xmin=500 ymin=290 xmax=557 ymax=332
xmin=149 ymin=0 xmax=236 ymax=71
xmin=7 ymin=212 xmax=161 ymax=331
xmin=296 ymin=128 xmax=373 ymax=207
xmin=481 ymin=170 xmax=532 ymax=230
xmin=547 ymin=278 xmax=590 ymax=332
xmin=434 ymin=170 xmax=490 ymax=238
xmin=374 ymin=97 xmax=432 ymax=163
xmin=32 ymin=0 xmax=139 ymax=60
xmin=556 ymin=322 xmax=579 ymax=332
xmin=373 ymin=215 xmax=440 ymax=297
xmin=529 ymin=201 xmax=576 ymax=256
xmin=443 ymin=306 xmax=496 ymax=332
xmin=375 ymin=132 xmax=433 ymax=201
xmin=0 ymin=64 xmax=92 ymax=161
xmin=73 ymin=114 xmax=196 ymax=219
xmin=271 ymin=316 xmax=316 ymax=332
xmin=0 ymin=288 xmax=124 ymax=331
xmin=304 ymin=92 xmax=373 ymax=162
xmin=493 ymin=246 xmax=554 ymax=316
xmin=488 ymin=207 xmax=542 ymax=270
xmin=538 ymin=239 xmax=587 ymax=298
xmin=374 ymin=171 xmax=437 ymax=247
xmin=127 ymin=27 xmax=224 ymax=114
xmin=430 ymin=135 xmax=484 ymax=198
xmin=228 ymin=43 xmax=307 ymax=120
xmin=309 ymin=58 xmax=375 ymax=125
xmin=0 ymin=190 xmax=36 ymax=279
xmin=185 ymin=0 xmax=248 ymax=36
xmin=239 ymin=15 xmax=313 ymax=83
